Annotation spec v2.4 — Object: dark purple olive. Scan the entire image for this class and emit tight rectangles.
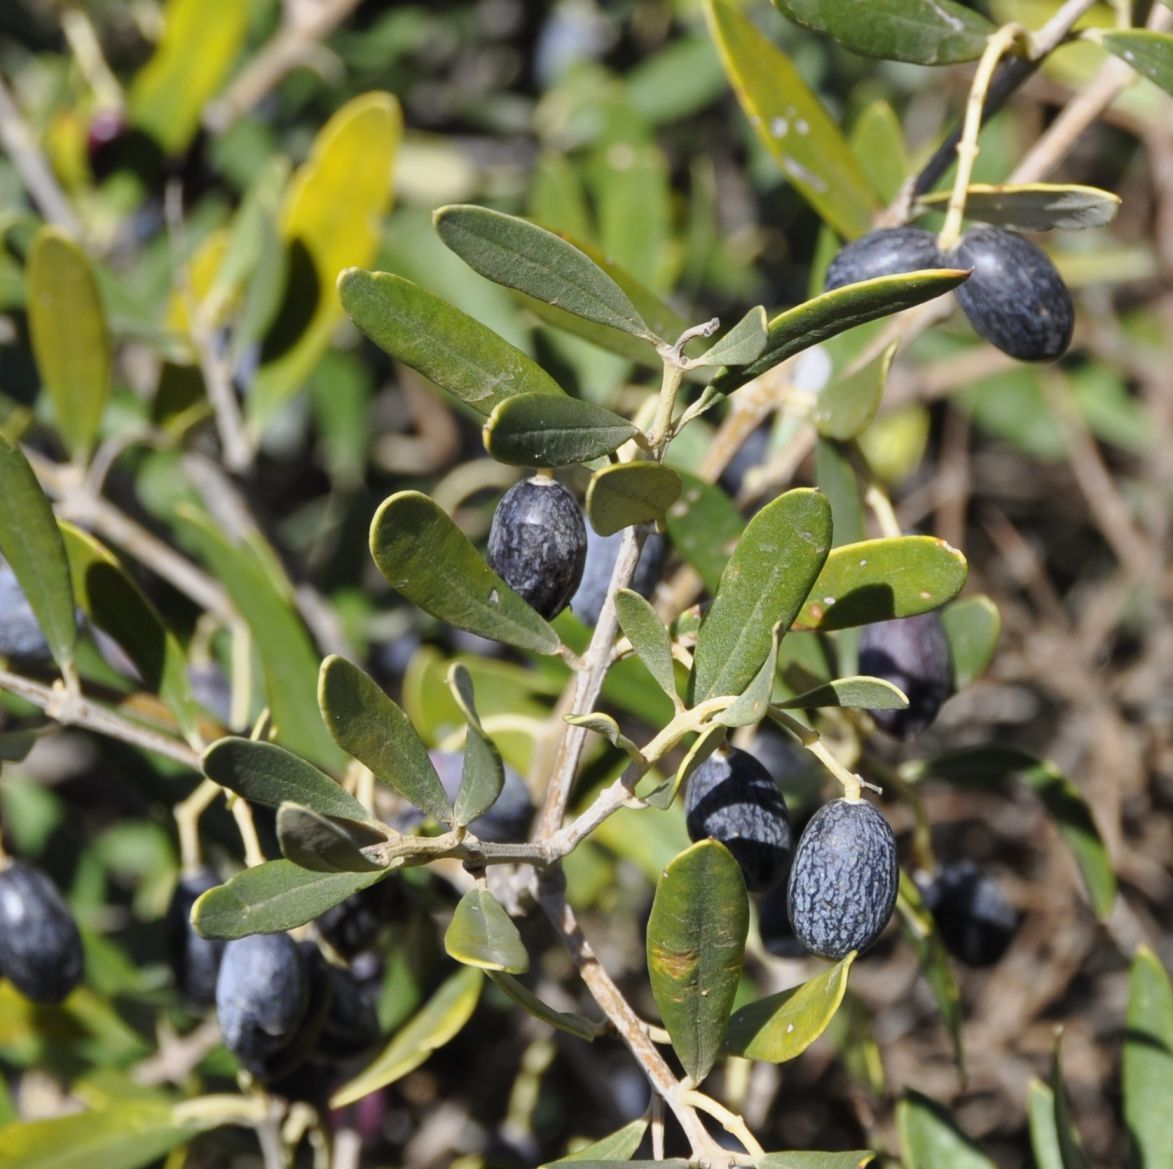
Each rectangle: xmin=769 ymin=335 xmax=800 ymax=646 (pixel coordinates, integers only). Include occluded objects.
xmin=167 ymin=868 xmax=226 ymax=1008
xmin=569 ymin=526 xmax=665 ymax=627
xmin=825 ymin=227 xmax=943 ymax=292
xmin=313 ymin=951 xmax=382 ymax=1061
xmin=858 ymin=611 xmax=953 ymax=739
xmin=920 ymin=861 xmax=1018 ymax=967
xmin=947 ymin=227 xmax=1073 ymax=361
xmin=429 ymin=750 xmax=535 ymax=843
xmin=0 ymin=861 xmax=84 ymax=1004
xmin=487 ymin=477 xmax=587 ymax=621
xmin=787 ymin=798 xmax=898 ymax=960
xmin=0 ymin=559 xmax=52 ymax=663
xmin=315 ymin=879 xmax=404 ymax=959
xmin=685 ymin=746 xmax=792 ymax=893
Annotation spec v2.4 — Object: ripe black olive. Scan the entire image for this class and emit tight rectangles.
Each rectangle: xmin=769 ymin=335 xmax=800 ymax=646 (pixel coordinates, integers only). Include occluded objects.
xmin=167 ymin=868 xmax=226 ymax=1008
xmin=824 ymin=227 xmax=943 ymax=292
xmin=0 ymin=861 xmax=84 ymax=1004
xmin=858 ymin=611 xmax=953 ymax=740
xmin=569 ymin=526 xmax=665 ymax=628
xmin=921 ymin=861 xmax=1018 ymax=968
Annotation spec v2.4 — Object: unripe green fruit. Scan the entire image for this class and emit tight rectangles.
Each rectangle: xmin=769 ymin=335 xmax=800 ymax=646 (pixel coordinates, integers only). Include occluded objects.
xmin=947 ymin=226 xmax=1073 ymax=361
xmin=787 ymin=798 xmax=898 ymax=960
xmin=487 ymin=477 xmax=587 ymax=621
xmin=824 ymin=227 xmax=942 ymax=292
xmin=0 ymin=861 xmax=84 ymax=1004
xmin=685 ymin=746 xmax=792 ymax=893
xmin=858 ymin=611 xmax=953 ymax=739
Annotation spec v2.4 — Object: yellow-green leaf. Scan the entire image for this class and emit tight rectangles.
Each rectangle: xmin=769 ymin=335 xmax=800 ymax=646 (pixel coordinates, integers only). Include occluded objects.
xmin=586 ymin=463 xmax=681 ymax=537
xmin=445 ymin=887 xmax=528 ymax=973
xmin=1123 ymin=947 xmax=1173 ymax=1169
xmin=915 ymin=182 xmax=1121 ymax=231
xmin=1098 ymin=29 xmax=1173 ymax=98
xmin=898 ymin=1091 xmax=997 ymax=1169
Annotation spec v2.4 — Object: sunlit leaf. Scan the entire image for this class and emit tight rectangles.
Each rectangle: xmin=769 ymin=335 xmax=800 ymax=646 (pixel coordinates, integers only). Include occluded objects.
xmin=915 ymin=182 xmax=1121 ymax=231
xmin=488 ymin=971 xmax=598 ymax=1042
xmin=446 ymin=663 xmax=503 ymax=828
xmin=615 ymin=588 xmax=677 ymax=700
xmin=717 ymin=623 xmax=781 ymax=728
xmin=1098 ymin=29 xmax=1173 ymax=97
xmin=663 ymin=470 xmax=745 ymax=594
xmin=941 ymin=594 xmax=1000 ymax=689
xmin=1123 ymin=947 xmax=1173 ymax=1169
xmin=545 ymin=1119 xmax=647 ymax=1164
xmin=276 ymin=803 xmax=385 ymax=873
xmin=758 ymin=1150 xmax=874 ymax=1168
xmin=445 ymin=887 xmax=528 ymax=973
xmin=643 ymin=722 xmax=727 ymax=810
xmin=587 ymin=463 xmax=682 ymax=536
xmin=690 ymin=306 xmax=768 ymax=367
xmin=812 ymin=344 xmax=894 ymax=440
xmin=484 ymin=394 xmax=638 ymax=466
xmin=1028 ymin=1081 xmax=1064 ymax=1169
xmin=897 ymin=1090 xmax=997 ymax=1169
xmin=779 ymin=676 xmax=908 ymax=711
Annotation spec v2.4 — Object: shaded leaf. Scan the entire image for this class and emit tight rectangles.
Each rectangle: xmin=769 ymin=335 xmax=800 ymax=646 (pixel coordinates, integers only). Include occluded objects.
xmin=564 ymin=712 xmax=642 ymax=760
xmin=193 ymin=861 xmax=388 ymax=939
xmin=690 ymin=489 xmax=832 ymax=703
xmin=488 ymin=971 xmax=597 ymax=1042
xmin=664 ymin=470 xmax=745 ymax=594
xmin=319 ymin=655 xmax=452 ymax=822
xmin=779 ymin=676 xmax=908 ymax=711
xmin=941 ymin=594 xmax=1000 ymax=689
xmin=851 ymin=100 xmax=907 ymax=203
xmin=812 ymin=344 xmax=894 ymax=440
xmin=435 ymin=205 xmax=659 ymax=343
xmin=758 ymin=1153 xmax=874 ymax=1168
xmin=910 ymin=745 xmax=1116 ymax=918
xmin=1049 ymin=1034 xmax=1091 ymax=1169
xmin=0 ymin=436 xmax=76 ymax=671
xmin=446 ymin=663 xmax=504 ymax=827
xmin=330 ymin=966 xmax=482 ymax=1107
xmin=615 ymin=589 xmax=677 ymax=700
xmin=546 ymin=1119 xmax=647 ymax=1164
xmin=774 ymin=0 xmax=995 ymax=65
xmin=484 ymin=394 xmax=637 ymax=466
xmin=717 ymin=623 xmax=782 ymax=728
xmin=1123 ymin=947 xmax=1173 ymax=1169
xmin=646 ymin=839 xmax=749 ymax=1083
xmin=1098 ymin=30 xmax=1173 ymax=97
xmin=587 ymin=464 xmax=682 ymax=537
xmin=710 ymin=269 xmax=969 ymax=396
xmin=369 ymin=492 xmax=560 ymax=656
xmin=644 ymin=722 xmax=727 ymax=811
xmin=26 ymin=228 xmax=110 ymax=461
xmin=705 ymin=0 xmax=878 ymax=238
xmin=724 ymin=953 xmax=854 ymax=1062
xmin=203 ymin=736 xmax=368 ymax=821
xmin=276 ymin=803 xmax=385 ymax=873
xmin=445 ymin=887 xmax=528 ymax=973
xmin=792 ymin=536 xmax=968 ymax=632
xmin=897 ymin=1090 xmax=997 ymax=1169
xmin=691 ymin=306 xmax=768 ymax=367
xmin=815 ymin=439 xmax=865 ymax=547
xmin=339 ymin=271 xmax=564 ymax=418
xmin=915 ymin=182 xmax=1121 ymax=231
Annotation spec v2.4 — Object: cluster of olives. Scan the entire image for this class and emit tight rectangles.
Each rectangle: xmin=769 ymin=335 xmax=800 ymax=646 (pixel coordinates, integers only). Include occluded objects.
xmin=826 ymin=223 xmax=1074 ymax=362
xmin=168 ymin=870 xmax=394 ymax=1090
xmin=0 ymin=859 xmax=85 ymax=1004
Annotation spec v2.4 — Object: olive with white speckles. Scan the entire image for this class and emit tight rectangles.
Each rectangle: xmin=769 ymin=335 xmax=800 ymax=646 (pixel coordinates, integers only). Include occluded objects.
xmin=824 ymin=227 xmax=943 ymax=292
xmin=685 ymin=746 xmax=792 ymax=893
xmin=787 ymin=798 xmax=898 ymax=960
xmin=487 ymin=477 xmax=587 ymax=621
xmin=858 ymin=611 xmax=953 ymax=740
xmin=947 ymin=227 xmax=1073 ymax=361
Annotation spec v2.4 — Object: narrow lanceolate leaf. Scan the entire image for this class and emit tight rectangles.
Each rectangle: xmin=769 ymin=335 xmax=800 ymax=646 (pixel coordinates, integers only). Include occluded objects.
xmin=488 ymin=972 xmax=598 ymax=1042
xmin=369 ymin=492 xmax=560 ymax=656
xmin=193 ymin=861 xmax=388 ymax=939
xmin=339 ymin=271 xmax=564 ymax=417
xmin=0 ymin=436 xmax=76 ymax=671
xmin=773 ymin=0 xmax=995 ymax=65
xmin=445 ymin=887 xmax=528 ymax=973
xmin=1124 ymin=947 xmax=1173 ymax=1169
xmin=664 ymin=470 xmax=745 ymax=594
xmin=483 ymin=394 xmax=637 ymax=466
xmin=724 ymin=953 xmax=854 ymax=1062
xmin=586 ymin=463 xmax=682 ymax=537
xmin=1097 ymin=30 xmax=1173 ymax=98
xmin=941 ymin=594 xmax=1000 ymax=689
xmin=646 ymin=840 xmax=749 ymax=1083
xmin=544 ymin=1119 xmax=647 ymax=1164
xmin=792 ymin=536 xmax=967 ymax=631
xmin=434 ymin=205 xmax=659 ymax=343
xmin=779 ymin=676 xmax=908 ymax=711
xmin=909 ymin=745 xmax=1116 ymax=919
xmin=564 ymin=712 xmax=642 ymax=760
xmin=330 ymin=966 xmax=483 ymax=1107
xmin=915 ymin=183 xmax=1121 ymax=231
xmin=1049 ymin=1035 xmax=1091 ymax=1169
xmin=128 ymin=0 xmax=248 ymax=152
xmin=614 ymin=589 xmax=676 ymax=700
xmin=690 ymin=306 xmax=768 ymax=368
xmin=710 ymin=269 xmax=969 ymax=396
xmin=897 ymin=1090 xmax=998 ymax=1169
xmin=690 ymin=488 xmax=831 ymax=703
xmin=812 ymin=344 xmax=895 ymax=441
xmin=319 ymin=655 xmax=452 ymax=822
xmin=705 ymin=0 xmax=878 ymax=239
xmin=446 ymin=663 xmax=503 ymax=827
xmin=1028 ymin=1081 xmax=1065 ymax=1169
xmin=59 ymin=523 xmax=200 ymax=740
xmin=757 ymin=1153 xmax=874 ymax=1169
xmin=0 ymin=1099 xmax=209 ymax=1169
xmin=644 ymin=722 xmax=727 ymax=810
xmin=717 ymin=623 xmax=781 ymax=728
xmin=26 ymin=228 xmax=110 ymax=461
xmin=276 ymin=803 xmax=386 ymax=873
xmin=202 ymin=736 xmax=369 ymax=822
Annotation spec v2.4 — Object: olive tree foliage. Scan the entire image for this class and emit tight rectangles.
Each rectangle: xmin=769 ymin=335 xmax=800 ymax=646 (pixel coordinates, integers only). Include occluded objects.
xmin=0 ymin=0 xmax=1169 ymax=1166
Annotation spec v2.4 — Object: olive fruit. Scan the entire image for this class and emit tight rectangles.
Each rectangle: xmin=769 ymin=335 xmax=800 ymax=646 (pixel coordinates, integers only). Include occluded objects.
xmin=314 ymin=952 xmax=382 ymax=1061
xmin=824 ymin=227 xmax=942 ymax=292
xmin=0 ymin=559 xmax=52 ymax=663
xmin=429 ymin=750 xmax=536 ymax=843
xmin=946 ymin=226 xmax=1073 ymax=361
xmin=167 ymin=868 xmax=226 ymax=1007
xmin=216 ymin=932 xmax=310 ymax=1079
xmin=920 ymin=861 xmax=1017 ymax=968
xmin=787 ymin=798 xmax=898 ymax=960
xmin=758 ymin=881 xmax=808 ymax=959
xmin=685 ymin=746 xmax=792 ymax=893
xmin=486 ymin=477 xmax=587 ymax=620
xmin=0 ymin=861 xmax=84 ymax=1004
xmin=316 ymin=879 xmax=403 ymax=959
xmin=569 ymin=526 xmax=665 ymax=628
xmin=858 ymin=611 xmax=953 ymax=739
